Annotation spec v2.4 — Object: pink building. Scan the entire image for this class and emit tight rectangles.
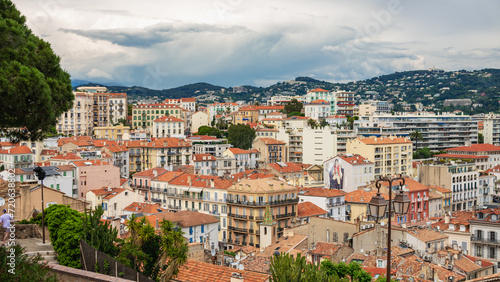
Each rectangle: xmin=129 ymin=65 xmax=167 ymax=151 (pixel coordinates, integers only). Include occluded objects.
xmin=71 ymin=159 xmax=120 ymax=199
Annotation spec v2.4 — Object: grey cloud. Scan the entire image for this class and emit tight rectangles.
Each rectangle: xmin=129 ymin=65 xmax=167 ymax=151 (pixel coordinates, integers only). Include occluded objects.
xmin=59 ymin=22 xmax=249 ymax=47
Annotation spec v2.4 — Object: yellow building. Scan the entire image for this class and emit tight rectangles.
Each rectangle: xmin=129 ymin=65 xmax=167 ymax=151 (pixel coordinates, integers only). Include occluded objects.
xmin=345 ymin=189 xmax=389 ymax=224
xmin=226 ymin=178 xmax=298 ymax=248
xmin=132 ymin=103 xmax=188 ymax=131
xmin=141 ymin=137 xmax=192 ymax=170
xmin=347 ymin=136 xmax=413 ymax=178
xmin=252 ymin=138 xmax=288 ymax=164
xmin=234 ymin=106 xmax=259 ymax=125
xmin=93 ymin=124 xmax=130 ymax=140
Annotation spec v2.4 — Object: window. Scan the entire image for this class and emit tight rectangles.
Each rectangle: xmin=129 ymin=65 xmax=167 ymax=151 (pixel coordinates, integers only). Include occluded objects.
xmin=189 ymin=227 xmax=193 ymax=235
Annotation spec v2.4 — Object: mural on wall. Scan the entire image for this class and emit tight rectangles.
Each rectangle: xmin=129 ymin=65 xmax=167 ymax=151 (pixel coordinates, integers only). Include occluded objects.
xmin=327 ymin=158 xmax=344 ymax=190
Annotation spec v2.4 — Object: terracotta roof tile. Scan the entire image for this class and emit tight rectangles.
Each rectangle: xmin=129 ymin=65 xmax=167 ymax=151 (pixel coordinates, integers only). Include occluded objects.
xmin=145 ymin=137 xmax=191 ymax=148
xmin=308 ymin=88 xmax=329 ymax=92
xmin=152 ymin=211 xmax=218 ymax=228
xmin=445 ymin=143 xmax=500 ymax=152
xmin=192 ymin=154 xmax=217 ymax=162
xmin=334 ymin=154 xmax=373 ymax=165
xmin=357 ymin=136 xmax=412 ymax=145
xmin=227 ymin=148 xmax=260 ymax=154
xmin=50 ymin=152 xmax=82 ymax=160
xmin=123 ymin=202 xmax=167 ymax=214
xmin=434 ymin=153 xmax=488 ymax=159
xmin=133 ymin=168 xmax=168 ymax=179
xmin=308 ymin=242 xmax=345 ymax=256
xmin=299 ymin=187 xmax=346 ymax=198
xmin=154 ymin=116 xmax=184 ymax=122
xmin=297 ymin=201 xmax=328 ymax=217
xmin=0 ymin=146 xmax=33 ymax=155
xmin=268 ymin=162 xmax=310 ymax=173
xmin=72 ymin=160 xmax=110 ymax=167
xmin=345 ymin=189 xmax=389 ymax=203
xmin=407 ymin=228 xmax=447 ymax=242
xmin=256 ymin=138 xmax=286 ymax=145
xmin=174 ymin=259 xmax=269 ymax=282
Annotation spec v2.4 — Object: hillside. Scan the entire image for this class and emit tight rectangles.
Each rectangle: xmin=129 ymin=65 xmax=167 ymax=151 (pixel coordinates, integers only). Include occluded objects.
xmin=74 ymin=68 xmax=500 ymax=114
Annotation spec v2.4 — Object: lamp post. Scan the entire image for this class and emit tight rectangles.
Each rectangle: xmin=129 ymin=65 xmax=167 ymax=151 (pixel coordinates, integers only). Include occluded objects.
xmin=33 ymin=166 xmax=47 ymax=244
xmin=368 ymin=175 xmax=410 ymax=282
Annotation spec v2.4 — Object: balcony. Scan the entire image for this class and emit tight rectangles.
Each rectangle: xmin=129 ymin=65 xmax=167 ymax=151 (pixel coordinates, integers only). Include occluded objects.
xmin=226 ymin=198 xmax=299 ymax=206
xmin=327 ymin=201 xmax=345 ymax=207
xmin=471 ymin=236 xmax=499 ymax=244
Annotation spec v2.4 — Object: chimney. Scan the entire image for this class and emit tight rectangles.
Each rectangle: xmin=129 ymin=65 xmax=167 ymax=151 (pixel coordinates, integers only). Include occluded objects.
xmin=444 ymin=213 xmax=450 ymax=224
xmin=210 ymin=179 xmax=215 ymax=188
xmin=230 ymin=272 xmax=243 ymax=282
xmin=153 ymin=169 xmax=158 ymax=178
xmin=188 ymin=176 xmax=192 ymax=186
xmin=475 ymin=259 xmax=482 ymax=267
xmin=280 ymin=183 xmax=284 ymax=190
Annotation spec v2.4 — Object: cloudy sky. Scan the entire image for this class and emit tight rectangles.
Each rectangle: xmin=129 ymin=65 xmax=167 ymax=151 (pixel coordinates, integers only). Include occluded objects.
xmin=14 ymin=0 xmax=500 ymax=89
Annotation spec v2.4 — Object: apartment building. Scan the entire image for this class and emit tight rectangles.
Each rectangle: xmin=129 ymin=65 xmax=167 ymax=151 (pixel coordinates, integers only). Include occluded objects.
xmin=87 ymin=187 xmax=144 ymax=217
xmin=164 ymin=98 xmax=196 ymax=112
xmin=255 ymin=105 xmax=284 ymax=121
xmin=93 ymin=124 xmax=130 ymax=140
xmin=234 ymin=106 xmax=259 ymax=125
xmin=102 ymin=143 xmax=129 ymax=178
xmin=186 ymin=135 xmax=231 ymax=157
xmin=419 ymin=158 xmax=479 ymax=212
xmin=222 ymin=148 xmax=260 ymax=171
xmin=441 ymin=144 xmax=500 ymax=171
xmin=0 ymin=146 xmax=34 ymax=169
xmin=483 ymin=113 xmax=500 ymax=145
xmin=132 ymin=103 xmax=188 ymax=131
xmin=305 ymin=99 xmax=331 ymax=120
xmin=207 ymin=102 xmax=240 ymax=123
xmin=305 ymin=88 xmax=335 ymax=115
xmin=57 ymin=92 xmax=93 ymax=136
xmin=226 ymin=178 xmax=299 ymax=248
xmin=191 ymin=154 xmax=217 ymax=175
xmin=253 ymin=138 xmax=287 ymax=164
xmin=123 ymin=140 xmax=145 ymax=173
xmin=267 ymin=94 xmax=305 ymax=105
xmin=354 ymin=113 xmax=479 ymax=151
xmin=107 ymin=93 xmax=127 ymax=124
xmin=152 ymin=116 xmax=185 ymax=138
xmin=335 ymin=91 xmax=355 ymax=116
xmin=358 ymin=100 xmax=393 ymax=116
xmin=298 ymin=187 xmax=347 ymax=221
xmin=470 ymin=208 xmax=500 ymax=266
xmin=142 ymin=137 xmax=192 ymax=170
xmin=347 ymin=136 xmax=413 ymax=179
xmin=71 ymin=159 xmax=121 ymax=199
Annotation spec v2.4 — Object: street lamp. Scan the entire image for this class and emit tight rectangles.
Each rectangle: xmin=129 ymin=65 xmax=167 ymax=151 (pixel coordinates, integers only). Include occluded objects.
xmin=368 ymin=175 xmax=410 ymax=282
xmin=33 ymin=166 xmax=46 ymax=244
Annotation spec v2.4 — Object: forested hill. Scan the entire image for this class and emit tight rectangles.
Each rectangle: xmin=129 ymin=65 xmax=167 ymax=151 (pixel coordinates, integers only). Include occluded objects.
xmin=75 ymin=68 xmax=500 ymax=114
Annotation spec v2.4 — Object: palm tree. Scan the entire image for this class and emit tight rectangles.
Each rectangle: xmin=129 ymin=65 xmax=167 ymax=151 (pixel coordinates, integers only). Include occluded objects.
xmin=307 ymin=118 xmax=318 ymax=129
xmin=410 ymin=130 xmax=424 ymax=151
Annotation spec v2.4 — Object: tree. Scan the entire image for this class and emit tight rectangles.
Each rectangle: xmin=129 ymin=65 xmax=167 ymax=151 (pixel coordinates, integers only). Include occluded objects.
xmin=410 ymin=130 xmax=424 ymax=150
xmin=270 ymin=253 xmax=335 ymax=282
xmin=227 ymin=124 xmax=256 ymax=149
xmin=307 ymin=119 xmax=318 ymax=129
xmin=127 ymin=104 xmax=133 ymax=116
xmin=0 ymin=0 xmax=73 ymax=141
xmin=284 ymin=99 xmax=303 ymax=117
xmin=114 ymin=118 xmax=128 ymax=126
xmin=82 ymin=206 xmax=120 ymax=257
xmin=478 ymin=133 xmax=484 ymax=144
xmin=319 ymin=119 xmax=329 ymax=128
xmin=118 ymin=215 xmax=188 ymax=281
xmin=413 ymin=147 xmax=433 ymax=159
xmin=195 ymin=126 xmax=223 ymax=138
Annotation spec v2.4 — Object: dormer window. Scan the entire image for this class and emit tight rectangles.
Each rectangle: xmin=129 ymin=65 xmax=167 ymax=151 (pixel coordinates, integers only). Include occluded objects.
xmin=449 ymin=224 xmax=454 ymax=230
xmin=492 ymin=214 xmax=498 ymax=221
xmin=478 ymin=213 xmax=484 ymax=219
xmin=459 ymin=225 xmax=466 ymax=232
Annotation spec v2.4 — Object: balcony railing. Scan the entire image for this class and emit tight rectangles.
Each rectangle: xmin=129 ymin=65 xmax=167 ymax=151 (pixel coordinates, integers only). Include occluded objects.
xmin=226 ymin=198 xmax=299 ymax=206
xmin=471 ymin=236 xmax=499 ymax=244
xmin=327 ymin=201 xmax=345 ymax=207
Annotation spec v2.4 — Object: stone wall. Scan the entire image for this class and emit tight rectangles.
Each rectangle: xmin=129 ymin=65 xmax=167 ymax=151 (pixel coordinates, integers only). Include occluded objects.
xmin=0 ymin=224 xmax=47 ymax=239
xmin=48 ymin=264 xmax=133 ymax=282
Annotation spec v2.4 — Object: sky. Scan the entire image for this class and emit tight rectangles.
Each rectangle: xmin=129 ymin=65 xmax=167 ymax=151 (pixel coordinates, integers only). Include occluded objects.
xmin=14 ymin=0 xmax=500 ymax=89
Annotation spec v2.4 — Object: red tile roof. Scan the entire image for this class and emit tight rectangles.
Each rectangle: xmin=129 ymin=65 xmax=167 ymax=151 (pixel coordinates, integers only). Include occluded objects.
xmin=345 ymin=189 xmax=389 ymax=203
xmin=434 ymin=153 xmax=488 ymax=159
xmin=226 ymin=148 xmax=260 ymax=155
xmin=105 ymin=143 xmax=129 ymax=153
xmin=174 ymin=259 xmax=269 ymax=282
xmin=310 ymin=99 xmax=329 ymax=104
xmin=299 ymin=187 xmax=346 ymax=198
xmin=256 ymin=138 xmax=286 ymax=145
xmin=268 ymin=162 xmax=310 ymax=173
xmin=192 ymin=154 xmax=217 ymax=162
xmin=51 ymin=153 xmax=82 ymax=160
xmin=123 ymin=202 xmax=167 ymax=214
xmin=308 ymin=242 xmax=345 ymax=256
xmin=167 ymin=174 xmax=233 ymax=189
xmin=153 ymin=211 xmax=219 ymax=228
xmin=357 ymin=136 xmax=412 ymax=145
xmin=335 ymin=154 xmax=373 ymax=165
xmin=445 ymin=144 xmax=500 ymax=152
xmin=308 ymin=88 xmax=329 ymax=92
xmin=71 ymin=160 xmax=110 ymax=167
xmin=255 ymin=105 xmax=284 ymax=110
xmin=298 ymin=202 xmax=328 ymax=217
xmin=230 ymin=170 xmax=274 ymax=182
xmin=133 ymin=168 xmax=168 ymax=179
xmin=187 ymin=135 xmax=219 ymax=141
xmin=153 ymin=116 xmax=184 ymax=122
xmin=145 ymin=137 xmax=191 ymax=148
xmin=0 ymin=146 xmax=33 ymax=154
xmin=381 ymin=178 xmax=429 ymax=192
xmin=93 ymin=140 xmax=118 ymax=147
xmin=155 ymin=171 xmax=186 ymax=182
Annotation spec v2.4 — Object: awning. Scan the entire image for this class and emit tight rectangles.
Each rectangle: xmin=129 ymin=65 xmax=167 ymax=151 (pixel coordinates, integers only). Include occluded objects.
xmin=189 ymin=187 xmax=203 ymax=193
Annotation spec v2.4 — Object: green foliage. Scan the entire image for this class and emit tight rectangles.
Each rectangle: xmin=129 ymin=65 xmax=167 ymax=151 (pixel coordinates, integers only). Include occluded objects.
xmin=82 ymin=206 xmax=120 ymax=257
xmin=0 ymin=244 xmax=57 ymax=281
xmin=103 ymin=259 xmax=110 ymax=274
xmin=95 ymin=260 xmax=100 ymax=273
xmin=479 ymin=133 xmax=484 ymax=144
xmin=284 ymin=99 xmax=303 ymax=116
xmin=307 ymin=119 xmax=318 ymax=129
xmin=195 ymin=126 xmax=223 ymax=138
xmin=44 ymin=204 xmax=82 ymax=245
xmin=224 ymin=251 xmax=236 ymax=257
xmin=118 ymin=215 xmax=188 ymax=281
xmin=0 ymin=0 xmax=73 ymax=141
xmin=53 ymin=217 xmax=83 ymax=268
xmin=227 ymin=124 xmax=256 ymax=149
xmin=114 ymin=118 xmax=128 ymax=126
xmin=288 ymin=111 xmax=305 ymax=117
xmin=410 ymin=130 xmax=424 ymax=150
xmin=413 ymin=147 xmax=433 ymax=159
xmin=319 ymin=119 xmax=329 ymax=128
xmin=271 ymin=253 xmax=372 ymax=282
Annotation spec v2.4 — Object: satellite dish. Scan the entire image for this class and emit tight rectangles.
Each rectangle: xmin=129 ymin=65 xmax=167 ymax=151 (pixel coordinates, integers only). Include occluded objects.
xmin=238 ymin=264 xmax=244 ymax=270
xmin=211 ymin=249 xmax=216 ymax=256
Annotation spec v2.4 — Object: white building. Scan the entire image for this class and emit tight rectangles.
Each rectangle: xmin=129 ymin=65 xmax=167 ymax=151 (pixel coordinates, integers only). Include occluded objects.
xmin=56 ymin=92 xmax=94 ymax=136
xmin=323 ymin=154 xmax=374 ymax=193
xmin=86 ymin=187 xmax=145 ymax=217
xmin=298 ymin=187 xmax=347 ymax=221
xmin=483 ymin=113 xmax=500 ymax=146
xmin=222 ymin=148 xmax=260 ymax=171
xmin=107 ymin=93 xmax=128 ymax=125
xmin=152 ymin=116 xmax=186 ymax=138
xmin=470 ymin=208 xmax=500 ymax=265
xmin=187 ymin=135 xmax=232 ymax=157
xmin=0 ymin=146 xmax=34 ymax=169
xmin=304 ymin=99 xmax=331 ymax=120
xmin=191 ymin=111 xmax=209 ymax=134
xmin=191 ymin=154 xmax=217 ymax=176
xmin=305 ymin=88 xmax=335 ymax=115
xmin=354 ymin=113 xmax=479 ymax=152
xmin=208 ymin=103 xmax=240 ymax=123
xmin=102 ymin=143 xmax=130 ymax=179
